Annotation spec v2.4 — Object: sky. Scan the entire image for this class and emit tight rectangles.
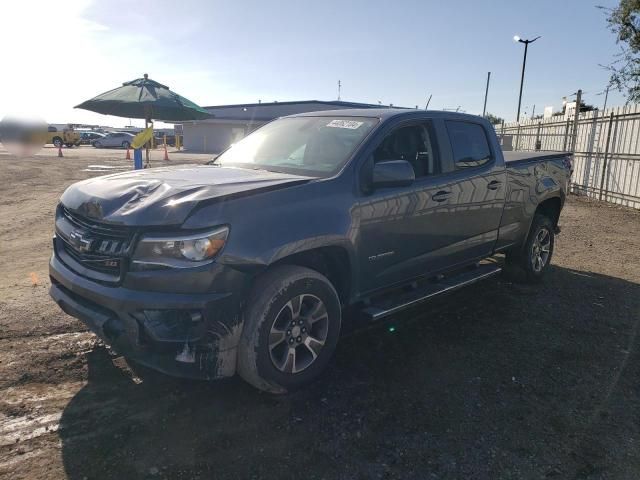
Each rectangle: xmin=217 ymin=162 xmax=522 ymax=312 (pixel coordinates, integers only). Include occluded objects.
xmin=0 ymin=0 xmax=628 ymax=128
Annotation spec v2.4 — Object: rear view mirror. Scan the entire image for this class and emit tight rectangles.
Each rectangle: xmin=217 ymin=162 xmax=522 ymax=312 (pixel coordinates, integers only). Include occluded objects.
xmin=372 ymin=160 xmax=415 ymax=189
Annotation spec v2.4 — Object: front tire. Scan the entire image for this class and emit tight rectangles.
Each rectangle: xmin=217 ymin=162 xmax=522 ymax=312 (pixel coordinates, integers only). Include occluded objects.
xmin=237 ymin=265 xmax=341 ymax=394
xmin=52 ymin=137 xmax=63 ymax=148
xmin=506 ymin=213 xmax=555 ymax=283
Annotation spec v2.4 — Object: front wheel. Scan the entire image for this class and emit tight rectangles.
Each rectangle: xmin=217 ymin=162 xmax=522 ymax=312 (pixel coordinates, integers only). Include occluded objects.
xmin=237 ymin=265 xmax=341 ymax=394
xmin=52 ymin=137 xmax=63 ymax=148
xmin=505 ymin=214 xmax=555 ymax=283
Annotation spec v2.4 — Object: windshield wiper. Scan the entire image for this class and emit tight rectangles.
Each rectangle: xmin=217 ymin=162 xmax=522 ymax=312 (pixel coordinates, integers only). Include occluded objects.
xmin=205 ymin=155 xmax=220 ymax=165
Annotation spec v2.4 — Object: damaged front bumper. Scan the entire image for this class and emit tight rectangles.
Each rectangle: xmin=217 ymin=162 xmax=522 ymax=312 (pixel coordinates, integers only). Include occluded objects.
xmin=49 ymin=253 xmax=244 ymax=380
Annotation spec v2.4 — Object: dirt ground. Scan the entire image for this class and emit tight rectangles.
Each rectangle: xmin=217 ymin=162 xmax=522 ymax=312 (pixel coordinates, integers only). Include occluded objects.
xmin=1 ymin=145 xmax=639 ymax=480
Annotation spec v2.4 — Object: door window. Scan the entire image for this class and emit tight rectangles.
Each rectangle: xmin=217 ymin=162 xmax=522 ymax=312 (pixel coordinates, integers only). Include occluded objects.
xmin=445 ymin=121 xmax=492 ymax=169
xmin=373 ymin=122 xmax=436 ymax=177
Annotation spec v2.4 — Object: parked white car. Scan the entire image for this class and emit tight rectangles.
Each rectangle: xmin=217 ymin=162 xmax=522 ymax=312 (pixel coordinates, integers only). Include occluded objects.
xmin=92 ymin=132 xmax=135 ymax=149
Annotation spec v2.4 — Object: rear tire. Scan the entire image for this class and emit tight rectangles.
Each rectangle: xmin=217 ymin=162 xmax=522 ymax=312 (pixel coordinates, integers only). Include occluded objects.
xmin=122 ymin=141 xmax=130 ymax=149
xmin=505 ymin=214 xmax=555 ymax=283
xmin=237 ymin=265 xmax=341 ymax=394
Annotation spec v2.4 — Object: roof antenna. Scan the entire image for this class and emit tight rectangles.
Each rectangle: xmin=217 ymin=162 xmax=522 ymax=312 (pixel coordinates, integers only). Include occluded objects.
xmin=337 ymin=80 xmax=341 ymax=101
xmin=425 ymin=94 xmax=432 ymax=110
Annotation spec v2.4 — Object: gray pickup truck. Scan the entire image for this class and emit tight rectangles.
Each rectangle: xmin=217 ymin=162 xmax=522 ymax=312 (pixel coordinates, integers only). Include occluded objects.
xmin=49 ymin=110 xmax=573 ymax=393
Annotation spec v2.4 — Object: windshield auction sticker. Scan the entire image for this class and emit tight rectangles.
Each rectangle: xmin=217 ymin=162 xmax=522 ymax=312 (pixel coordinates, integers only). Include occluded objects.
xmin=326 ymin=119 xmax=364 ymax=129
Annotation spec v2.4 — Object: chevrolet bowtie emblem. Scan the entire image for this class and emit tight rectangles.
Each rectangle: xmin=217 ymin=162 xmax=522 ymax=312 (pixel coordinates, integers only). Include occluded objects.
xmin=68 ymin=230 xmax=93 ymax=253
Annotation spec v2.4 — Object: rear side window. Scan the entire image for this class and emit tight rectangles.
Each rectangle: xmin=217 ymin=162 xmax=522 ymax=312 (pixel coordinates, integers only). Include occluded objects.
xmin=445 ymin=121 xmax=491 ymax=169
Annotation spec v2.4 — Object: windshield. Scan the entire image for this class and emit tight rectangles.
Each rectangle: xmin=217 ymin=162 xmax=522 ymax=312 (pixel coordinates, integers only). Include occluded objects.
xmin=214 ymin=116 xmax=377 ymax=176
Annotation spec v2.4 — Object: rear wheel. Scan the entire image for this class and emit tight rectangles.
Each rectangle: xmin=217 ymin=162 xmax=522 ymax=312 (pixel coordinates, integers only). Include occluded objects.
xmin=237 ymin=265 xmax=341 ymax=394
xmin=122 ymin=141 xmax=130 ymax=149
xmin=505 ymin=213 xmax=555 ymax=283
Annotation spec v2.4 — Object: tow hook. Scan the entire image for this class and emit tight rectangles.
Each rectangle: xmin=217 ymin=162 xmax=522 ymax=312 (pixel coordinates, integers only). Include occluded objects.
xmin=175 ymin=341 xmax=195 ymax=363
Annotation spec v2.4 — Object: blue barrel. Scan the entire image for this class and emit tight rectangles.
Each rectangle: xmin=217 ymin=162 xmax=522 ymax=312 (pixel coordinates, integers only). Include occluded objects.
xmin=133 ymin=149 xmax=143 ymax=170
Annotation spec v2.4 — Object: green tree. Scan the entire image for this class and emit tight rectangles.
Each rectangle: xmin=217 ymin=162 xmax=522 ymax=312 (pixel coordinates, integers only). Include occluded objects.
xmin=485 ymin=113 xmax=504 ymax=125
xmin=579 ymin=101 xmax=597 ymax=112
xmin=550 ymin=99 xmax=597 ymax=117
xmin=602 ymin=0 xmax=640 ymax=101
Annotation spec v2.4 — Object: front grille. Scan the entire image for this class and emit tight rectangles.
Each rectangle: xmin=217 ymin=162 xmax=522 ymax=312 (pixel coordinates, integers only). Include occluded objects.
xmin=56 ymin=206 xmax=134 ymax=278
xmin=61 ymin=243 xmax=123 ymax=274
xmin=61 ymin=206 xmax=130 ymax=239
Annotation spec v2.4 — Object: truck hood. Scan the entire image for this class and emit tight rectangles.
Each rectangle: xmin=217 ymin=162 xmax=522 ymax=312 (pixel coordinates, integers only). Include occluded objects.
xmin=60 ymin=164 xmax=312 ymax=226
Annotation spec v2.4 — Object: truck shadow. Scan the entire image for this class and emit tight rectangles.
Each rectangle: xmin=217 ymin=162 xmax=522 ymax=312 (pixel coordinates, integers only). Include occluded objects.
xmin=59 ymin=266 xmax=640 ymax=479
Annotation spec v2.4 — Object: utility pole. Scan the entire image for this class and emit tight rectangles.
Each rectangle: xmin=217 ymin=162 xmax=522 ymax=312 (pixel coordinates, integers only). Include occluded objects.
xmin=570 ymin=89 xmax=582 ymax=153
xmin=482 ymin=72 xmax=491 ymax=117
xmin=337 ymin=80 xmax=341 ymax=101
xmin=601 ymin=85 xmax=610 ymax=113
xmin=514 ymin=35 xmax=541 ymax=122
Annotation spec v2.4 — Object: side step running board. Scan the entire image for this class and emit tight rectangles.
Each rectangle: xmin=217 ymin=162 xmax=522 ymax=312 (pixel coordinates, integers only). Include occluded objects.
xmin=362 ymin=264 xmax=502 ymax=321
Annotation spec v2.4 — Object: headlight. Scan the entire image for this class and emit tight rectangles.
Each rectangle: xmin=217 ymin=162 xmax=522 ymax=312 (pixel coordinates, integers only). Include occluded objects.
xmin=132 ymin=226 xmax=229 ymax=269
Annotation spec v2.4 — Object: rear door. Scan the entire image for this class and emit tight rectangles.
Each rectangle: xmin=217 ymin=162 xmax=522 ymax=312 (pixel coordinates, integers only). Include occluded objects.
xmin=434 ymin=119 xmax=506 ymax=266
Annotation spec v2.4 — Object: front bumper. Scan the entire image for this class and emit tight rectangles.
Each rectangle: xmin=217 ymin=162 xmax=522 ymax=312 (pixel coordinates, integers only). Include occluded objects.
xmin=49 ymin=252 xmax=245 ymax=380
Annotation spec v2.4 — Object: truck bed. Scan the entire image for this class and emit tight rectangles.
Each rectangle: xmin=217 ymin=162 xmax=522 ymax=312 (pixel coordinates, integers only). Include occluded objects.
xmin=503 ymin=151 xmax=569 ymax=164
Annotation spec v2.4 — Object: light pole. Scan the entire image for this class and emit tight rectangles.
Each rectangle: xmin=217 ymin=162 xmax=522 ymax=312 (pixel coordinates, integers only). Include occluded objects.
xmin=482 ymin=72 xmax=491 ymax=117
xmin=514 ymin=35 xmax=540 ymax=122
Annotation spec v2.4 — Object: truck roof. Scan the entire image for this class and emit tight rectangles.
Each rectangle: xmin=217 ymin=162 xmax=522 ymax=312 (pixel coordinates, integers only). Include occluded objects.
xmin=289 ymin=108 xmax=486 ymax=122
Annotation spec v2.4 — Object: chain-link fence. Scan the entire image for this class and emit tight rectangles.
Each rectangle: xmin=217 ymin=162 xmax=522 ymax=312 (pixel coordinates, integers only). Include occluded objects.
xmin=498 ymin=105 xmax=640 ymax=209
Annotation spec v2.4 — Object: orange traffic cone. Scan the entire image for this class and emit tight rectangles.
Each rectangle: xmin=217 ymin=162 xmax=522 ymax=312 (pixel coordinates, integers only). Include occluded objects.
xmin=57 ymin=145 xmax=63 ymax=158
xmin=163 ymin=142 xmax=169 ymax=161
xmin=126 ymin=146 xmax=131 ymax=160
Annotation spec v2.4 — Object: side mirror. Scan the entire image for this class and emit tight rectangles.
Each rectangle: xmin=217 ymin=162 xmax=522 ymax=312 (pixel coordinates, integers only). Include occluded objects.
xmin=372 ymin=160 xmax=415 ymax=189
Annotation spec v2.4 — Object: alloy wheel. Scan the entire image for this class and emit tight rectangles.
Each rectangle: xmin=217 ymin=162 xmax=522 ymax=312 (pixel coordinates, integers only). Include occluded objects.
xmin=268 ymin=294 xmax=329 ymax=374
xmin=531 ymin=227 xmax=551 ymax=272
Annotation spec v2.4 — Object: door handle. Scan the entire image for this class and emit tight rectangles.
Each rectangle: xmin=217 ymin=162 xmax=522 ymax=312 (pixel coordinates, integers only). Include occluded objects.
xmin=432 ymin=191 xmax=452 ymax=202
xmin=487 ymin=180 xmax=503 ymax=190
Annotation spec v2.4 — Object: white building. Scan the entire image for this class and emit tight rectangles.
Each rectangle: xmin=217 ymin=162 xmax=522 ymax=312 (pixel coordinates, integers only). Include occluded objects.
xmin=179 ymin=100 xmax=385 ymax=153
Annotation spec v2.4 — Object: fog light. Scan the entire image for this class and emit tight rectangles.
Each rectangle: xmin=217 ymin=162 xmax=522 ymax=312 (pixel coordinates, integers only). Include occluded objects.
xmin=140 ymin=310 xmax=203 ymax=343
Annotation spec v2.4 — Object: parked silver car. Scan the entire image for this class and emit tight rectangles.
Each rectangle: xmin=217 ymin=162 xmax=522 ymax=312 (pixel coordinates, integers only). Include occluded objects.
xmin=92 ymin=132 xmax=135 ymax=149
xmin=80 ymin=131 xmax=105 ymax=145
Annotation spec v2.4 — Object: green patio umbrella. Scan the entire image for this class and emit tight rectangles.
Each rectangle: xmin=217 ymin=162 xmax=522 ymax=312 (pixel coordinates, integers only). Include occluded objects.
xmin=75 ymin=74 xmax=211 ymax=122
xmin=76 ymin=74 xmax=211 ymax=167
